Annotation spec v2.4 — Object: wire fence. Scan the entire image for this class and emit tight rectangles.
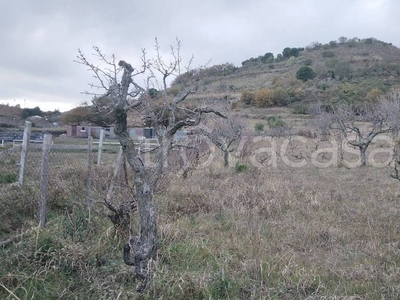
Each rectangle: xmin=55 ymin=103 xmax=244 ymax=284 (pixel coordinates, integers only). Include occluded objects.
xmin=0 ymin=122 xmax=214 ymax=237
xmin=0 ymin=131 xmax=134 ymax=231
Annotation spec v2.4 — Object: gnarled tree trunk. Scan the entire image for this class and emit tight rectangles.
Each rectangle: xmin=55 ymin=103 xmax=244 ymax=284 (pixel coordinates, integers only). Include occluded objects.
xmin=359 ymin=144 xmax=367 ymax=167
xmin=114 ymin=101 xmax=160 ymax=291
xmin=76 ymin=43 xmax=226 ymax=293
xmin=223 ymin=149 xmax=229 ymax=167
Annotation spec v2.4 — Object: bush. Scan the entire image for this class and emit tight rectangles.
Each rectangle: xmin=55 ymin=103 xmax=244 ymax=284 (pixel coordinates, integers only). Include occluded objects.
xmin=148 ymin=88 xmax=159 ymax=99
xmin=292 ymin=104 xmax=309 ymax=115
xmin=338 ymin=36 xmax=348 ymax=44
xmin=254 ymin=89 xmax=274 ymax=107
xmin=282 ymin=47 xmax=291 ymax=58
xmin=365 ymin=88 xmax=383 ymax=102
xmin=329 ymin=40 xmax=338 ymax=48
xmin=325 ymin=59 xmax=352 ymax=80
xmin=322 ymin=51 xmax=335 ymax=58
xmin=261 ymin=52 xmax=274 ymax=63
xmin=286 ymin=57 xmax=296 ymax=67
xmin=254 ymin=122 xmax=264 ymax=132
xmin=365 ymin=38 xmax=376 ymax=44
xmin=289 ymin=48 xmax=301 ymax=57
xmin=303 ymin=59 xmax=313 ymax=66
xmin=273 ymin=88 xmax=290 ymax=106
xmin=235 ymin=163 xmax=248 ymax=173
xmin=240 ymin=90 xmax=254 ymax=105
xmin=287 ymin=87 xmax=305 ymax=102
xmin=275 ymin=54 xmax=284 ymax=62
xmin=296 ymin=66 xmax=316 ymax=82
xmin=267 ymin=115 xmax=286 ymax=128
xmin=254 ymin=88 xmax=289 ymax=107
xmin=203 ymin=63 xmax=238 ymax=76
xmin=282 ymin=47 xmax=301 ymax=58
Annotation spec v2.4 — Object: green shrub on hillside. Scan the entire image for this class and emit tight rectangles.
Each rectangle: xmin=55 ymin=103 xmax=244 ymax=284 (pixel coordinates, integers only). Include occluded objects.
xmin=286 ymin=57 xmax=296 ymax=67
xmin=365 ymin=38 xmax=377 ymax=44
xmin=322 ymin=51 xmax=335 ymax=58
xmin=329 ymin=40 xmax=338 ymax=48
xmin=254 ymin=122 xmax=265 ymax=132
xmin=296 ymin=66 xmax=316 ymax=82
xmin=267 ymin=115 xmax=286 ymax=128
xmin=235 ymin=163 xmax=248 ymax=173
xmin=325 ymin=59 xmax=352 ymax=80
xmin=275 ymin=54 xmax=284 ymax=62
xmin=303 ymin=58 xmax=313 ymax=66
xmin=282 ymin=47 xmax=301 ymax=58
xmin=287 ymin=87 xmax=305 ymax=102
xmin=292 ymin=104 xmax=309 ymax=115
xmin=261 ymin=52 xmax=274 ymax=63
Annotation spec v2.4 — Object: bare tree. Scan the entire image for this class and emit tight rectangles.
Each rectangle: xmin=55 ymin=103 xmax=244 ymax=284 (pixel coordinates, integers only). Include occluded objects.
xmin=171 ymin=134 xmax=212 ymax=178
xmin=76 ymin=40 xmax=225 ymax=292
xmin=314 ymin=91 xmax=400 ymax=166
xmin=197 ymin=114 xmax=244 ymax=167
xmin=391 ymin=141 xmax=400 ymax=181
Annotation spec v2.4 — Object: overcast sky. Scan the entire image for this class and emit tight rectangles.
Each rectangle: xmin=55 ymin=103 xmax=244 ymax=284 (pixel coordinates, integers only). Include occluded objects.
xmin=1 ymin=0 xmax=399 ymax=112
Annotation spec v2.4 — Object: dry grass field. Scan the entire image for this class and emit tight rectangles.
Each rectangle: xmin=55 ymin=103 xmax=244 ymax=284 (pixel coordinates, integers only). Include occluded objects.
xmin=148 ymin=153 xmax=400 ymax=298
xmin=1 ymin=141 xmax=399 ymax=299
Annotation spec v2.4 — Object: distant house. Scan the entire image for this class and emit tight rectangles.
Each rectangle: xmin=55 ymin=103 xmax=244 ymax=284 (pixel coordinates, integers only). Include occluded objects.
xmin=66 ymin=125 xmax=156 ymax=139
xmin=66 ymin=125 xmax=116 ymax=139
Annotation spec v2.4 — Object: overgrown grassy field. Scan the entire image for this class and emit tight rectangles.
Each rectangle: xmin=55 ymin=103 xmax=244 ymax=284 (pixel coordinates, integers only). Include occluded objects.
xmin=1 ymin=149 xmax=400 ymax=299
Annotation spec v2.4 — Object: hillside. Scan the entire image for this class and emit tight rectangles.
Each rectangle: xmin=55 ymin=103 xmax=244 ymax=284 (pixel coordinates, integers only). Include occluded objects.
xmin=182 ymin=37 xmax=400 ymax=112
xmin=0 ymin=104 xmax=61 ymax=129
xmin=57 ymin=37 xmax=400 ymax=129
xmin=2 ymin=37 xmax=400 ymax=299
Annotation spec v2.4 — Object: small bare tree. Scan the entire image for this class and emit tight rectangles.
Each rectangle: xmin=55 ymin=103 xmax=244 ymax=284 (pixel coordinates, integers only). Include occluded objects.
xmin=391 ymin=141 xmax=400 ymax=181
xmin=197 ymin=114 xmax=244 ymax=167
xmin=314 ymin=91 xmax=400 ymax=166
xmin=76 ymin=39 xmax=225 ymax=291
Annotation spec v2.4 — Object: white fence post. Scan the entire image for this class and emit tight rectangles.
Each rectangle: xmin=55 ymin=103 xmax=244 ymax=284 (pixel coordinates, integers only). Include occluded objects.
xmin=86 ymin=136 xmax=93 ymax=208
xmin=38 ymin=134 xmax=52 ymax=227
xmin=18 ymin=121 xmax=32 ymax=187
xmin=97 ymin=129 xmax=105 ymax=165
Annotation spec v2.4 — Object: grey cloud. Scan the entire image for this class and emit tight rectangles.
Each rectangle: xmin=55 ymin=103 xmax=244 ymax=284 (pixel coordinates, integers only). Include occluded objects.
xmin=1 ymin=0 xmax=399 ymax=111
